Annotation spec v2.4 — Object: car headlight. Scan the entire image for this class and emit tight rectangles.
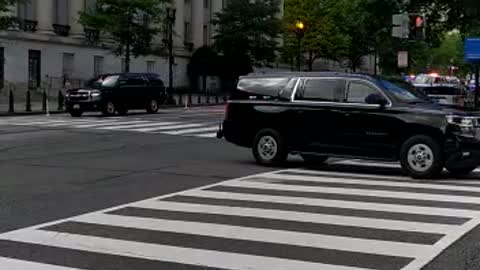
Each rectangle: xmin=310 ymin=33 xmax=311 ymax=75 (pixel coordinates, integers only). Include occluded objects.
xmin=90 ymin=90 xmax=101 ymax=98
xmin=447 ymin=115 xmax=478 ymax=138
xmin=446 ymin=115 xmax=477 ymax=128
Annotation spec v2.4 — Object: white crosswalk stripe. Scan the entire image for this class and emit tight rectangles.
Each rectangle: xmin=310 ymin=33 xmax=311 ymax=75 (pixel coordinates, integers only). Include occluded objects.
xmin=0 ymin=116 xmax=219 ymax=139
xmin=1 ymin=169 xmax=480 ymax=269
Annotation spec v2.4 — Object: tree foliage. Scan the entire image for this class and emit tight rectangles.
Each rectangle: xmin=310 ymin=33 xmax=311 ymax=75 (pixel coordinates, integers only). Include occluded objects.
xmin=0 ymin=0 xmax=18 ymax=30
xmin=212 ymin=0 xmax=282 ymax=73
xmin=80 ymin=0 xmax=169 ymax=72
xmin=282 ymin=0 xmax=348 ymax=71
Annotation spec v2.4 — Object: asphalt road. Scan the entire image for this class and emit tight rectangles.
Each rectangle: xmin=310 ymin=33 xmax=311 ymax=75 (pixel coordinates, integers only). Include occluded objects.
xmin=0 ymin=106 xmax=480 ymax=270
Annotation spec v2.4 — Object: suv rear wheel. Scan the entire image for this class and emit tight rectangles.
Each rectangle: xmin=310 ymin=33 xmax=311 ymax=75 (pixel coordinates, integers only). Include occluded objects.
xmin=253 ymin=129 xmax=287 ymax=166
xmin=146 ymin=99 xmax=159 ymax=114
xmin=102 ymin=101 xmax=116 ymax=116
xmin=400 ymin=135 xmax=444 ymax=179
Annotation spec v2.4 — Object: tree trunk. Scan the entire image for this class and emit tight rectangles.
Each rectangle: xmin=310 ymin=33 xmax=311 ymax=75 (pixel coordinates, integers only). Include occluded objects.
xmin=308 ymin=51 xmax=314 ymax=71
xmin=125 ymin=40 xmax=131 ymax=73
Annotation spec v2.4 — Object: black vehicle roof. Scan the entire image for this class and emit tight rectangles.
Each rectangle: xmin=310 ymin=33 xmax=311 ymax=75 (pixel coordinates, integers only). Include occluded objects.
xmin=240 ymin=72 xmax=376 ymax=81
xmin=96 ymin=72 xmax=161 ymax=77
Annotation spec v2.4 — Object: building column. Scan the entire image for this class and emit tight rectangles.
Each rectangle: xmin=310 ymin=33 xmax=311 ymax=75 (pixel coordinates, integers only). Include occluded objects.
xmin=191 ymin=0 xmax=204 ymax=49
xmin=174 ymin=0 xmax=185 ymax=46
xmin=36 ymin=0 xmax=54 ymax=35
xmin=70 ymin=0 xmax=85 ymax=38
xmin=211 ymin=0 xmax=222 ymax=38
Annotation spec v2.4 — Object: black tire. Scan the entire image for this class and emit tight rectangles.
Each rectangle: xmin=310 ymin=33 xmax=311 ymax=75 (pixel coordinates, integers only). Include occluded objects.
xmin=301 ymin=154 xmax=329 ymax=164
xmin=446 ymin=166 xmax=477 ymax=176
xmin=102 ymin=101 xmax=116 ymax=116
xmin=252 ymin=129 xmax=288 ymax=166
xmin=69 ymin=110 xmax=83 ymax=117
xmin=399 ymin=135 xmax=444 ymax=179
xmin=117 ymin=106 xmax=128 ymax=116
xmin=146 ymin=99 xmax=159 ymax=114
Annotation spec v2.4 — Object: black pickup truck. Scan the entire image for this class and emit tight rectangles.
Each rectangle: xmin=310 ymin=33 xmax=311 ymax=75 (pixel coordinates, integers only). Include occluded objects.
xmin=217 ymin=72 xmax=480 ymax=179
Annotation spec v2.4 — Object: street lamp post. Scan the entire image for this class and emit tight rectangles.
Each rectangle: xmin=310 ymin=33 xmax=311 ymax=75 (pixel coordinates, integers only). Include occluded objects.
xmin=294 ymin=21 xmax=305 ymax=72
xmin=166 ymin=8 xmax=176 ymax=96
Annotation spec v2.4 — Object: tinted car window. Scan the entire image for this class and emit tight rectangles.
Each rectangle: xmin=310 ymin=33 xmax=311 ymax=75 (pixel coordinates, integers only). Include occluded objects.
xmin=146 ymin=74 xmax=165 ymax=87
xmin=120 ymin=75 xmax=146 ymax=87
xmin=237 ymin=78 xmax=290 ymax=97
xmin=379 ymin=79 xmax=426 ymax=102
xmin=100 ymin=75 xmax=119 ymax=88
xmin=297 ymin=79 xmax=345 ymax=102
xmin=347 ymin=82 xmax=379 ymax=103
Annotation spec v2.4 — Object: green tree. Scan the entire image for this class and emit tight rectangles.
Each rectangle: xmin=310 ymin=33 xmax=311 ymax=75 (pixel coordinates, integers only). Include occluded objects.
xmin=0 ymin=0 xmax=18 ymax=30
xmin=282 ymin=0 xmax=348 ymax=71
xmin=212 ymin=0 xmax=282 ymax=75
xmin=80 ymin=0 xmax=169 ymax=72
xmin=339 ymin=0 xmax=398 ymax=72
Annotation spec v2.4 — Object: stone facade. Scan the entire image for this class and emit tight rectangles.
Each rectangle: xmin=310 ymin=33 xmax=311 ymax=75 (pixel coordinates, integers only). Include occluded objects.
xmin=0 ymin=0 xmax=228 ymax=92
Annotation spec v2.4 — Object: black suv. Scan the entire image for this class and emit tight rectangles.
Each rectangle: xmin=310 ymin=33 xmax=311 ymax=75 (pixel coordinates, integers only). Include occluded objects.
xmin=65 ymin=73 xmax=167 ymax=117
xmin=218 ymin=72 xmax=480 ymax=179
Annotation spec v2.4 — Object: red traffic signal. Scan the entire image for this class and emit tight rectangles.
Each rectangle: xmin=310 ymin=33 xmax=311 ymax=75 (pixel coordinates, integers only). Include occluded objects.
xmin=409 ymin=14 xmax=425 ymax=40
xmin=415 ymin=16 xmax=424 ymax=28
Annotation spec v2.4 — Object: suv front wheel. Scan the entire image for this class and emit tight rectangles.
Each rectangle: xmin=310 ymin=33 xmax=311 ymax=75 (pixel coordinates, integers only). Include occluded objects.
xmin=146 ymin=99 xmax=159 ymax=114
xmin=253 ymin=129 xmax=288 ymax=166
xmin=400 ymin=135 xmax=444 ymax=179
xmin=102 ymin=101 xmax=116 ymax=116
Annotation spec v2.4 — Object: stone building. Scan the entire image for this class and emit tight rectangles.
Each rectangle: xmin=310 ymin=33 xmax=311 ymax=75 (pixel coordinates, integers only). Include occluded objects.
xmin=0 ymin=0 xmax=229 ymax=92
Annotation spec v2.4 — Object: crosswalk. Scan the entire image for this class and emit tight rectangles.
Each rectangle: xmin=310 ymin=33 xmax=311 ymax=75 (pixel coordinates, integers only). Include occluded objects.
xmin=1 ymin=167 xmax=480 ymax=269
xmin=0 ymin=116 xmax=221 ymax=138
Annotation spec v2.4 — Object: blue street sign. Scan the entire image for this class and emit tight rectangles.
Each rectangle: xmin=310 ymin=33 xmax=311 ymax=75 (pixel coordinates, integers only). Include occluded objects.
xmin=465 ymin=38 xmax=480 ymax=63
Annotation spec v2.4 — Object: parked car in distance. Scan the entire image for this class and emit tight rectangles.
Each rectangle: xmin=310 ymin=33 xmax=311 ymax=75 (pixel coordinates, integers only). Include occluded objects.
xmin=415 ymin=84 xmax=469 ymax=106
xmin=65 ymin=73 xmax=167 ymax=117
xmin=217 ymin=72 xmax=480 ymax=179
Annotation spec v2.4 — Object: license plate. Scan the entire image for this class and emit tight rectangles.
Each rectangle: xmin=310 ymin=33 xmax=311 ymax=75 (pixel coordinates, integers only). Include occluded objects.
xmin=73 ymin=104 xmax=80 ymax=109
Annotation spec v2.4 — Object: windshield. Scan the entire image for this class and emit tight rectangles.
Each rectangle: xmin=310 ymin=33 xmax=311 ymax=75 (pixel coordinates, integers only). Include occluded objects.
xmin=87 ymin=75 xmax=119 ymax=88
xmin=378 ymin=78 xmax=428 ymax=103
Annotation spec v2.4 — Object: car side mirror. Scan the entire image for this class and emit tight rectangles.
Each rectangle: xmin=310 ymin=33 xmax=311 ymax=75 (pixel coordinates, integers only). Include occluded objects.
xmin=365 ymin=93 xmax=388 ymax=108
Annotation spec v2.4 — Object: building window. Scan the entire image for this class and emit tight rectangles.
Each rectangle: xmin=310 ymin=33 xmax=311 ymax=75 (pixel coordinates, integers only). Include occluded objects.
xmin=28 ymin=50 xmax=41 ymax=89
xmin=147 ymin=61 xmax=156 ymax=73
xmin=184 ymin=22 xmax=192 ymax=42
xmin=203 ymin=25 xmax=208 ymax=45
xmin=17 ymin=1 xmax=35 ymax=20
xmin=0 ymin=47 xmax=4 ymax=90
xmin=54 ymin=0 xmax=69 ymax=25
xmin=184 ymin=0 xmax=192 ymax=42
xmin=62 ymin=53 xmax=75 ymax=81
xmin=94 ymin=56 xmax=104 ymax=77
xmin=204 ymin=0 xmax=209 ymax=8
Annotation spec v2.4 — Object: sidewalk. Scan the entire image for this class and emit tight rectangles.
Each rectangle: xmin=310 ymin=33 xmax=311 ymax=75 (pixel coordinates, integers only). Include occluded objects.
xmin=0 ymin=93 xmax=229 ymax=116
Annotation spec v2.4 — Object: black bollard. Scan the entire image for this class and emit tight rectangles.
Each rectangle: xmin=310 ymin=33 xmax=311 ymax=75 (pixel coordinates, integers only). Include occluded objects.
xmin=41 ymin=90 xmax=47 ymax=112
xmin=188 ymin=93 xmax=192 ymax=105
xmin=206 ymin=94 xmax=210 ymax=104
xmin=57 ymin=90 xmax=64 ymax=111
xmin=215 ymin=95 xmax=219 ymax=104
xmin=26 ymin=90 xmax=31 ymax=112
xmin=8 ymin=90 xmax=14 ymax=113
xmin=197 ymin=94 xmax=201 ymax=104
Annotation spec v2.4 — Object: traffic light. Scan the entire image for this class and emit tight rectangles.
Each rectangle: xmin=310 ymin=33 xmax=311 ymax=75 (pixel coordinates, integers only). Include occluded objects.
xmin=409 ymin=14 xmax=425 ymax=40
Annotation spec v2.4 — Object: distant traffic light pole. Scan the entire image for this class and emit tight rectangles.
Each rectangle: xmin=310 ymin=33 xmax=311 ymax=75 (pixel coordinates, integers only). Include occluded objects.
xmin=294 ymin=21 xmax=305 ymax=72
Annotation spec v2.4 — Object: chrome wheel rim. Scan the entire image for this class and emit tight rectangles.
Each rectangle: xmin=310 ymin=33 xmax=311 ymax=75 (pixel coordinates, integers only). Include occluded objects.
xmin=150 ymin=100 xmax=158 ymax=111
xmin=407 ymin=144 xmax=434 ymax=172
xmin=107 ymin=102 xmax=115 ymax=114
xmin=257 ymin=136 xmax=278 ymax=161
